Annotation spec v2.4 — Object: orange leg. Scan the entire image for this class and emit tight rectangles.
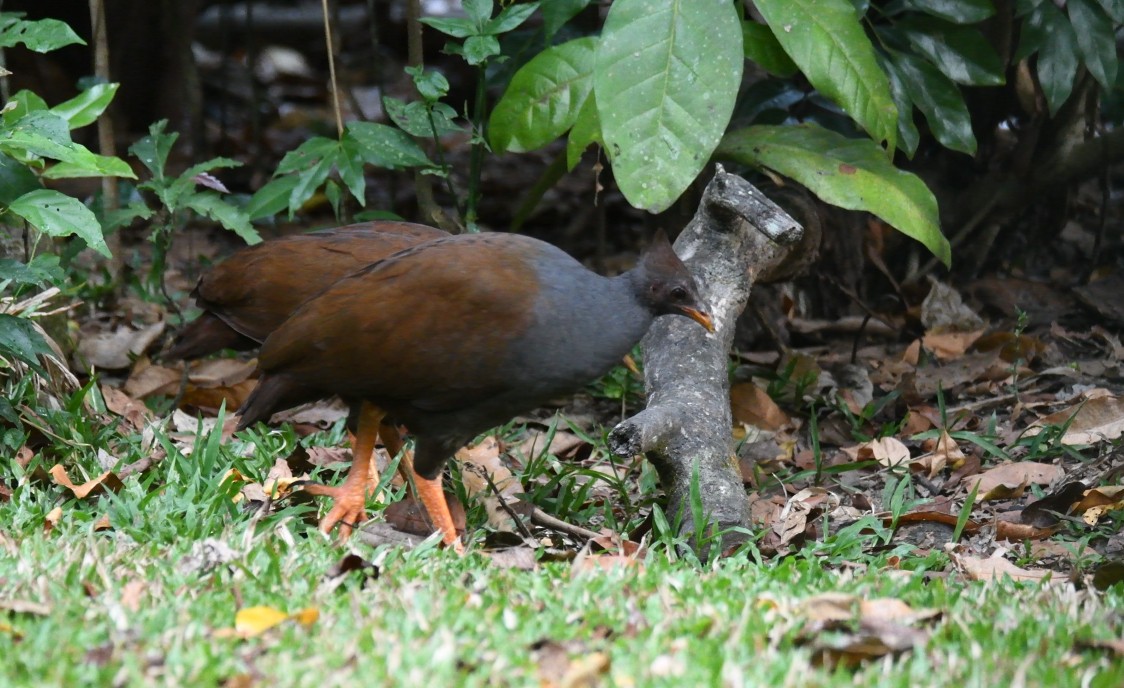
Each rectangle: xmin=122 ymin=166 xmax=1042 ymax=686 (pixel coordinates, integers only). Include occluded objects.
xmin=303 ymin=402 xmax=384 ymax=539
xmin=414 ymin=472 xmax=465 ymax=555
xmin=378 ymin=419 xmax=416 ymax=488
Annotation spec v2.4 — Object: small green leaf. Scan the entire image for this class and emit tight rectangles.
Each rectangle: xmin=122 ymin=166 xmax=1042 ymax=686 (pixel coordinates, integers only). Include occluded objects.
xmin=2 ymin=90 xmax=49 ymax=126
xmin=717 ymin=124 xmax=950 ymax=266
xmin=900 ymin=0 xmax=996 ymax=23
xmin=1094 ymin=0 xmax=1124 ymax=21
xmin=460 ymin=35 xmax=502 ymax=65
xmin=337 ymin=136 xmax=367 ymax=205
xmin=129 ymin=120 xmax=176 ymax=181
xmin=288 ymin=155 xmax=334 ymax=218
xmin=742 ymin=21 xmax=798 ymax=77
xmin=384 ymin=97 xmax=462 ymax=138
xmin=486 ymin=2 xmax=540 ymax=34
xmin=595 ymin=0 xmax=744 ymax=212
xmin=881 ymin=56 xmax=921 ymax=157
xmin=1068 ymin=0 xmax=1118 ymax=90
xmin=894 ymin=19 xmax=1005 ymax=86
xmin=419 ymin=16 xmax=477 ymax=39
xmin=0 ymin=16 xmax=84 ymax=52
xmin=246 ymin=175 xmax=299 ymax=221
xmin=50 ymin=82 xmax=119 ymax=129
xmin=490 ymin=37 xmax=596 ymax=153
xmin=463 ymin=0 xmax=494 ymax=27
xmin=0 ymin=313 xmax=54 ymax=375
xmin=42 ymin=154 xmax=135 ymax=179
xmin=185 ymin=192 xmax=261 ymax=245
xmin=887 ymin=51 xmax=976 ymax=154
xmin=276 ymin=136 xmax=339 ymax=174
xmin=407 ymin=66 xmax=451 ymax=101
xmin=8 ymin=189 xmax=110 ymax=257
xmin=345 ymin=122 xmax=434 ymax=169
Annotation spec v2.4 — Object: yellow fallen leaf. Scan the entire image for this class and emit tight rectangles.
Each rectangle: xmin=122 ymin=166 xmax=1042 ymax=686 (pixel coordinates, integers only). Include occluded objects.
xmin=290 ymin=607 xmax=319 ymax=627
xmin=44 ymin=506 xmax=62 ymax=534
xmin=235 ymin=606 xmax=289 ymax=637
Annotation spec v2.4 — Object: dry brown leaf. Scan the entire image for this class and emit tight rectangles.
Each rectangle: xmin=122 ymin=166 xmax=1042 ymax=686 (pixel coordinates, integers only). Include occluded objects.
xmin=921 ymin=279 xmax=984 ymax=333
xmin=951 ymin=549 xmax=1055 ymax=583
xmin=514 ymin=429 xmax=586 ymax=462
xmin=124 ymin=359 xmax=183 ymax=399
xmin=730 ymin=382 xmax=791 ymax=431
xmin=76 ymin=322 xmax=165 ymax=370
xmin=969 ymin=461 xmax=1064 ymax=500
xmin=457 ymin=436 xmax=525 ymax=532
xmin=0 ymin=599 xmax=51 ymax=615
xmin=1027 ymin=395 xmax=1124 ymax=445
xmin=43 ymin=506 xmax=62 ymax=534
xmin=100 ymin=384 xmax=153 ymax=431
xmin=852 ymin=437 xmax=911 ymax=468
xmin=120 ymin=580 xmax=147 ymax=613
xmin=179 ymin=380 xmax=257 ymax=414
xmin=187 ymin=358 xmax=257 ymax=387
xmin=48 ymin=464 xmax=124 ymax=499
xmin=922 ymin=330 xmax=984 ymax=360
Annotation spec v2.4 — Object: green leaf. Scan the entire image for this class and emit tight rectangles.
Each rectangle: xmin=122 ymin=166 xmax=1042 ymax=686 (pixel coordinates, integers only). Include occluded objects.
xmin=886 ymin=51 xmax=976 ymax=154
xmin=900 ymin=0 xmax=996 ymax=23
xmin=50 ymin=82 xmax=119 ymax=129
xmin=8 ymin=189 xmax=111 ymax=257
xmin=566 ymin=92 xmax=602 ymax=170
xmin=337 ymin=136 xmax=367 ymax=205
xmin=1023 ymin=1 xmax=1079 ymax=115
xmin=1094 ymin=0 xmax=1124 ymax=22
xmin=486 ymin=2 xmax=540 ymax=34
xmin=1 ymin=110 xmax=72 ymax=157
xmin=384 ymin=97 xmax=462 ymax=138
xmin=419 ymin=16 xmax=477 ymax=39
xmin=881 ymin=57 xmax=921 ymax=157
xmin=288 ymin=155 xmax=334 ymax=218
xmin=594 ymin=0 xmax=743 ymax=212
xmin=755 ymin=0 xmax=897 ymax=152
xmin=464 ymin=0 xmax=494 ymax=27
xmin=2 ymin=90 xmax=49 ymax=126
xmin=246 ymin=175 xmax=299 ymax=221
xmin=185 ymin=192 xmax=261 ymax=245
xmin=0 ymin=313 xmax=54 ymax=375
xmin=345 ymin=122 xmax=434 ymax=169
xmin=716 ymin=124 xmax=950 ymax=266
xmin=0 ymin=152 xmax=42 ymax=205
xmin=1068 ymin=0 xmax=1118 ymax=90
xmin=276 ymin=136 xmax=339 ymax=174
xmin=490 ymin=37 xmax=596 ymax=153
xmin=129 ymin=120 xmax=176 ymax=182
xmin=542 ymin=0 xmax=591 ymax=39
xmin=0 ymin=258 xmax=45 ymax=287
xmin=460 ymin=35 xmax=502 ymax=65
xmin=742 ymin=21 xmax=798 ymax=78
xmin=42 ymin=154 xmax=135 ymax=179
xmin=407 ymin=66 xmax=450 ymax=101
xmin=0 ymin=15 xmax=84 ymax=52
xmin=894 ymin=19 xmax=1005 ymax=86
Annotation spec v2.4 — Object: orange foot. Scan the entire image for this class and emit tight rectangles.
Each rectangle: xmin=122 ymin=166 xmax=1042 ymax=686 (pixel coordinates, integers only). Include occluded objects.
xmin=302 ymin=481 xmax=367 ymax=540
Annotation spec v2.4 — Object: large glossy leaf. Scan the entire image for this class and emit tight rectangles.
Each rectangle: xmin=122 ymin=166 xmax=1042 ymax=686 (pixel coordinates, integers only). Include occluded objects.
xmin=887 ymin=51 xmax=976 ymax=154
xmin=716 ymin=124 xmax=950 ymax=265
xmin=742 ymin=21 xmax=798 ymax=77
xmin=594 ymin=0 xmax=743 ymax=212
xmin=50 ymin=83 xmax=119 ymax=129
xmin=490 ymin=37 xmax=596 ymax=153
xmin=1024 ymin=2 xmax=1079 ymax=115
xmin=900 ymin=0 xmax=996 ymax=23
xmin=0 ymin=16 xmax=84 ymax=52
xmin=8 ymin=189 xmax=110 ymax=257
xmin=881 ymin=57 xmax=921 ymax=157
xmin=755 ymin=0 xmax=897 ymax=152
xmin=894 ymin=18 xmax=1005 ymax=86
xmin=0 ymin=152 xmax=41 ymax=205
xmin=1068 ymin=0 xmax=1118 ymax=90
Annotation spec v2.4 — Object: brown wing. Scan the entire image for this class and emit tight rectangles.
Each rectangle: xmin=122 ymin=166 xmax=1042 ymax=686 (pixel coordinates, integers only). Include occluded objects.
xmin=196 ymin=222 xmax=446 ymax=341
xmin=257 ymin=234 xmax=541 ymax=411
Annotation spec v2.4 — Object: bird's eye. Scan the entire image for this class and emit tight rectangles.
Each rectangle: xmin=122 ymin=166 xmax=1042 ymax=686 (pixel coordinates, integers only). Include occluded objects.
xmin=671 ymin=286 xmax=688 ymax=300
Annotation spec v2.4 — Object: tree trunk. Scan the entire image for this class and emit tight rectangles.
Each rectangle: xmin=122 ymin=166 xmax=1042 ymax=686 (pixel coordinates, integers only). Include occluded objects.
xmin=608 ymin=166 xmax=803 ymax=558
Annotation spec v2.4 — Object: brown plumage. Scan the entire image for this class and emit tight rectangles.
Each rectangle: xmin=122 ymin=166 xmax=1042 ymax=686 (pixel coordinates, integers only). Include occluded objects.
xmin=237 ymin=231 xmax=714 ymax=551
xmin=164 ymin=221 xmax=448 ymax=360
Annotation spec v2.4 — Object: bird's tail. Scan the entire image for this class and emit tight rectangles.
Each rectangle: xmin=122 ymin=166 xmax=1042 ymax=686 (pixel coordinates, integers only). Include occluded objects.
xmin=236 ymin=374 xmax=303 ymax=430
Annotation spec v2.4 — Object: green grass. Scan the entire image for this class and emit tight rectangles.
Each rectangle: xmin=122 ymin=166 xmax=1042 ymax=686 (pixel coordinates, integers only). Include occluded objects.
xmin=3 ymin=401 xmax=1123 ymax=687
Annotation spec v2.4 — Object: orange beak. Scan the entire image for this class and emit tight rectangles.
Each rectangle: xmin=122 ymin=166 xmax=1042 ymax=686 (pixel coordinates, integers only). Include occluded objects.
xmin=678 ymin=306 xmax=715 ymax=333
